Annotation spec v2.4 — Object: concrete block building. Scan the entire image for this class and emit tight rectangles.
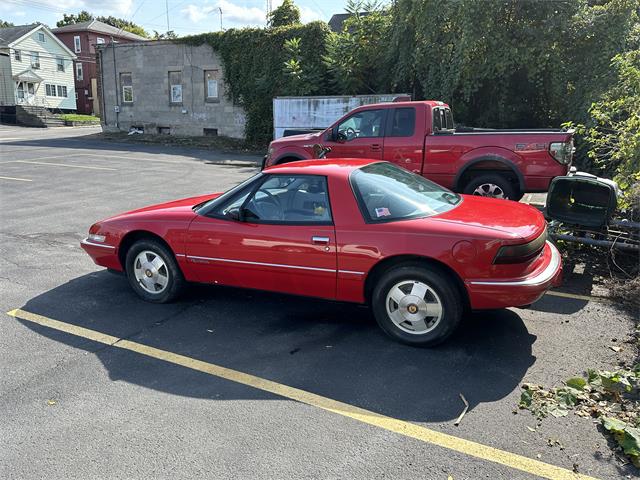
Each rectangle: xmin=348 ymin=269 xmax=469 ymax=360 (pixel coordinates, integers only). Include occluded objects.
xmin=97 ymin=40 xmax=246 ymax=138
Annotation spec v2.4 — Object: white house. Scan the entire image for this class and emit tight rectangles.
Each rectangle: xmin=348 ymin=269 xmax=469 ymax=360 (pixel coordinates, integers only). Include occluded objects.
xmin=0 ymin=23 xmax=77 ymax=116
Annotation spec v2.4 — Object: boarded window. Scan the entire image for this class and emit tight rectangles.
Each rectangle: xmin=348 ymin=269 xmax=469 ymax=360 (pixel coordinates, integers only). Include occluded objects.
xmin=120 ymin=73 xmax=133 ymax=103
xmin=204 ymin=70 xmax=219 ymax=100
xmin=169 ymin=71 xmax=182 ymax=104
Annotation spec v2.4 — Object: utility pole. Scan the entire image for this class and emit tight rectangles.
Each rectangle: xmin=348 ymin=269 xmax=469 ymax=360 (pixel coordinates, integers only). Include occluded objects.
xmin=165 ymin=0 xmax=170 ymax=33
xmin=218 ymin=7 xmax=223 ymax=31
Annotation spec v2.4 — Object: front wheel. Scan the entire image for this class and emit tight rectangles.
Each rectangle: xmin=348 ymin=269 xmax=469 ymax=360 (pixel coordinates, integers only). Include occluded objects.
xmin=371 ymin=265 xmax=462 ymax=346
xmin=125 ymin=239 xmax=184 ymax=303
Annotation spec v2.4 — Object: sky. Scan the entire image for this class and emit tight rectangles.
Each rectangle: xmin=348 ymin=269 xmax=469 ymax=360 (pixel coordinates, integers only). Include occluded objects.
xmin=0 ymin=0 xmax=350 ymax=35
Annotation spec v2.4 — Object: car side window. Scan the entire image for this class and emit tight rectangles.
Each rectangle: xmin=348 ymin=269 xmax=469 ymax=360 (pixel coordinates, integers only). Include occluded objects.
xmin=243 ymin=175 xmax=332 ymax=224
xmin=388 ymin=108 xmax=415 ymax=137
xmin=337 ymin=109 xmax=384 ymax=140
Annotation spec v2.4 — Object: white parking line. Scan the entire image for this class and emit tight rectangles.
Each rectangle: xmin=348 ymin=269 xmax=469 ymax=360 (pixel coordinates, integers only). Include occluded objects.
xmin=0 ymin=175 xmax=32 ymax=182
xmin=13 ymin=160 xmax=117 ymax=171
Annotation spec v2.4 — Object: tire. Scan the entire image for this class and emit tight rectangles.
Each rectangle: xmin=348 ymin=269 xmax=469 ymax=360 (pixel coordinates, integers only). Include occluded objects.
xmin=125 ymin=239 xmax=184 ymax=303
xmin=371 ymin=265 xmax=462 ymax=347
xmin=463 ymin=174 xmax=521 ymax=200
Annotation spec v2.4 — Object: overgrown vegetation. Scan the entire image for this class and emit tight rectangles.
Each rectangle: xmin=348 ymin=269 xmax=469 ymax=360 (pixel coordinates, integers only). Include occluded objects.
xmin=519 ymin=365 xmax=640 ymax=466
xmin=180 ymin=0 xmax=638 ymax=183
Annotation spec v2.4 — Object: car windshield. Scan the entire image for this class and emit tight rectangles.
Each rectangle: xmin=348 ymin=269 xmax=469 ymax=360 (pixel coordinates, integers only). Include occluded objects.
xmin=193 ymin=173 xmax=263 ymax=214
xmin=350 ymin=162 xmax=461 ymax=222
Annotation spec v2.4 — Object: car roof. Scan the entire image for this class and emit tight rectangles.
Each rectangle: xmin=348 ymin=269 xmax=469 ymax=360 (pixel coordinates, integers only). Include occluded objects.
xmin=263 ymin=158 xmax=381 ymax=177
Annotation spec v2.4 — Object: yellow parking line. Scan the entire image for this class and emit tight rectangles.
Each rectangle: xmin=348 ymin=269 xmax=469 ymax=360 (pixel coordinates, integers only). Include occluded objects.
xmin=14 ymin=160 xmax=117 ymax=171
xmin=546 ymin=291 xmax=611 ymax=304
xmin=0 ymin=175 xmax=32 ymax=182
xmin=6 ymin=308 xmax=595 ymax=480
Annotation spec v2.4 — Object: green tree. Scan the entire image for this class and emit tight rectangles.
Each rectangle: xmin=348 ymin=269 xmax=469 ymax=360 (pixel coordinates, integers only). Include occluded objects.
xmin=55 ymin=10 xmax=149 ymax=38
xmin=323 ymin=0 xmax=391 ymax=94
xmin=268 ymin=0 xmax=301 ymax=28
xmin=97 ymin=15 xmax=149 ymax=38
xmin=282 ymin=37 xmax=322 ymax=95
xmin=579 ymin=50 xmax=640 ymax=190
xmin=56 ymin=10 xmax=93 ymax=27
xmin=0 ymin=19 xmax=15 ymax=28
xmin=153 ymin=30 xmax=178 ymax=40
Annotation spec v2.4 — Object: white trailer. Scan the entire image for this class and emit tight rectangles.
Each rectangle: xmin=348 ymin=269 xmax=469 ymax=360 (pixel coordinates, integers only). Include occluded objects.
xmin=272 ymin=94 xmax=410 ymax=139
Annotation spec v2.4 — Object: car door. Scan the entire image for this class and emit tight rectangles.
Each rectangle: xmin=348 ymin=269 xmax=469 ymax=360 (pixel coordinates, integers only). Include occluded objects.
xmin=185 ymin=174 xmax=337 ymax=299
xmin=382 ymin=106 xmax=424 ymax=175
xmin=324 ymin=108 xmax=386 ymax=160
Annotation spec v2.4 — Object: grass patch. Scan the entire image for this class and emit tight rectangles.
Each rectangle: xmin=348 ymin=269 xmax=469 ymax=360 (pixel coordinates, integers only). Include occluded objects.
xmin=60 ymin=114 xmax=100 ymax=122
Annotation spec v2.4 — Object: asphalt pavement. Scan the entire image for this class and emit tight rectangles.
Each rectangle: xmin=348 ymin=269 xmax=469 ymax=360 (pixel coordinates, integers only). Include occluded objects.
xmin=0 ymin=125 xmax=636 ymax=479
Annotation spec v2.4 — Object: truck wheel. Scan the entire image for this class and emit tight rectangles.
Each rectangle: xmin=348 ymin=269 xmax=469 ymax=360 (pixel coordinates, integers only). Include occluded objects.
xmin=371 ymin=265 xmax=462 ymax=347
xmin=463 ymin=174 xmax=520 ymax=200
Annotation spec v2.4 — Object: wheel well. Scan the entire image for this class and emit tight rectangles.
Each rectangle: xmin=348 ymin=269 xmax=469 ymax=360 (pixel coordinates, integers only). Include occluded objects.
xmin=363 ymin=255 xmax=470 ymax=311
xmin=117 ymin=230 xmax=176 ymax=271
xmin=455 ymin=159 xmax=523 ymax=194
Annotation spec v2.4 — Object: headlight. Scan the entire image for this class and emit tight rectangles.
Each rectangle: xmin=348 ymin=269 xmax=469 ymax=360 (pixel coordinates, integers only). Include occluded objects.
xmin=88 ymin=233 xmax=106 ymax=243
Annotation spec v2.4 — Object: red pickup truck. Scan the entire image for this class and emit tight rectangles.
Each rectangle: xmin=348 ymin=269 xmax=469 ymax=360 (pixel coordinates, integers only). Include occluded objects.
xmin=263 ymin=100 xmax=574 ymax=200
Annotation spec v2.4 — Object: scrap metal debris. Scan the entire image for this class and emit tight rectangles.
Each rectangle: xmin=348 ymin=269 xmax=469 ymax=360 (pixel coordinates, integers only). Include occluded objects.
xmin=454 ymin=393 xmax=469 ymax=426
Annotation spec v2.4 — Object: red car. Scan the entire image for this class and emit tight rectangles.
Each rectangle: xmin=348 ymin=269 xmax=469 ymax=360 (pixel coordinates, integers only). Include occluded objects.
xmin=81 ymin=159 xmax=561 ymax=346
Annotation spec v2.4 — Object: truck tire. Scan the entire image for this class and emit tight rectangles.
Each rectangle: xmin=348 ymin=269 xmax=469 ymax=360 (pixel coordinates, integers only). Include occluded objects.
xmin=463 ymin=174 xmax=521 ymax=201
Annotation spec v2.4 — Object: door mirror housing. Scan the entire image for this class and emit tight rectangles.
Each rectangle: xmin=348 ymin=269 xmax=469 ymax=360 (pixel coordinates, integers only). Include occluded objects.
xmin=225 ymin=207 xmax=241 ymax=221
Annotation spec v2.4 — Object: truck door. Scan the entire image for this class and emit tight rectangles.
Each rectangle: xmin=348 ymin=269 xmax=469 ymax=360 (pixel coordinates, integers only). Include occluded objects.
xmin=325 ymin=108 xmax=386 ymax=160
xmin=382 ymin=107 xmax=423 ymax=175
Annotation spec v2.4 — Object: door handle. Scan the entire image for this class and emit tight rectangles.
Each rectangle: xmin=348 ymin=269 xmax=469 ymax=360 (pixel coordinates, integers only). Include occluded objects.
xmin=311 ymin=236 xmax=330 ymax=245
xmin=370 ymin=144 xmax=382 ymax=151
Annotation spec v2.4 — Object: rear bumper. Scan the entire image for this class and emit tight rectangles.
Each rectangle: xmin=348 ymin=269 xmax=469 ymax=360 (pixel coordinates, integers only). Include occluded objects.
xmin=466 ymin=241 xmax=562 ymax=309
xmin=80 ymin=238 xmax=122 ymax=270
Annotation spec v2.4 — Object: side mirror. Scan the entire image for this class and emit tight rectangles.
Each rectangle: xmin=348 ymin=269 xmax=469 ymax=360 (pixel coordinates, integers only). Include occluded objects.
xmin=225 ymin=207 xmax=241 ymax=221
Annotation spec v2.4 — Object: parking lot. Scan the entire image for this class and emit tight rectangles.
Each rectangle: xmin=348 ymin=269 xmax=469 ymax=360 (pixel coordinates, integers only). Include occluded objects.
xmin=0 ymin=125 xmax=636 ymax=479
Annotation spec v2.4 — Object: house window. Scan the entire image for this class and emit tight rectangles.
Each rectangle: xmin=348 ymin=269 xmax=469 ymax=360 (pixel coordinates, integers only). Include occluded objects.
xmin=204 ymin=70 xmax=219 ymax=101
xmin=14 ymin=50 xmax=21 ymax=61
xmin=37 ymin=32 xmax=45 ymax=42
xmin=169 ymin=71 xmax=182 ymax=104
xmin=74 ymin=35 xmax=81 ymax=53
xmin=76 ymin=62 xmax=83 ymax=81
xmin=96 ymin=37 xmax=105 ymax=44
xmin=120 ymin=73 xmax=133 ymax=103
xmin=30 ymin=51 xmax=40 ymax=69
xmin=45 ymin=84 xmax=57 ymax=97
xmin=17 ymin=82 xmax=24 ymax=99
xmin=57 ymin=85 xmax=68 ymax=98
xmin=57 ymin=57 xmax=64 ymax=72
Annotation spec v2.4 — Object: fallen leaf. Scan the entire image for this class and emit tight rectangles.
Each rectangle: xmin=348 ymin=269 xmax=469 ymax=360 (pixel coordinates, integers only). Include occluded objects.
xmin=609 ymin=346 xmax=622 ymax=353
xmin=47 ymin=399 xmax=56 ymax=406
xmin=527 ymin=426 xmax=536 ymax=432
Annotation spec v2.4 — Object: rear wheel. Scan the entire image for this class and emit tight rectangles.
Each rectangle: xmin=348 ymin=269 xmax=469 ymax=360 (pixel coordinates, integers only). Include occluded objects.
xmin=125 ymin=239 xmax=184 ymax=303
xmin=371 ymin=265 xmax=462 ymax=346
xmin=463 ymin=174 xmax=521 ymax=201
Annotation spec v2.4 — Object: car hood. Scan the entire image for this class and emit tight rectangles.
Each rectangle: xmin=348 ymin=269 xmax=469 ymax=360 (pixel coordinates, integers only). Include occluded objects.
xmin=109 ymin=193 xmax=221 ymax=220
xmin=432 ymin=195 xmax=546 ymax=241
xmin=270 ymin=131 xmax=323 ymax=147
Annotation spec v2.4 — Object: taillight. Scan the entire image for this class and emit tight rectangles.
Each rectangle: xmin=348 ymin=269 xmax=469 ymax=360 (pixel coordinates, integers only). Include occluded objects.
xmin=494 ymin=229 xmax=548 ymax=264
xmin=549 ymin=140 xmax=574 ymax=165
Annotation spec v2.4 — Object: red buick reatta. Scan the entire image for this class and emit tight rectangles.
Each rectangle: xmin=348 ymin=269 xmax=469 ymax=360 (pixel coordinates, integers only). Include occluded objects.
xmin=81 ymin=159 xmax=561 ymax=346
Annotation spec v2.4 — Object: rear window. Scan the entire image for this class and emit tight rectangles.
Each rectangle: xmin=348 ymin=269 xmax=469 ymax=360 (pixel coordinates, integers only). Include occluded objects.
xmin=350 ymin=163 xmax=461 ymax=223
xmin=388 ymin=108 xmax=415 ymax=137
